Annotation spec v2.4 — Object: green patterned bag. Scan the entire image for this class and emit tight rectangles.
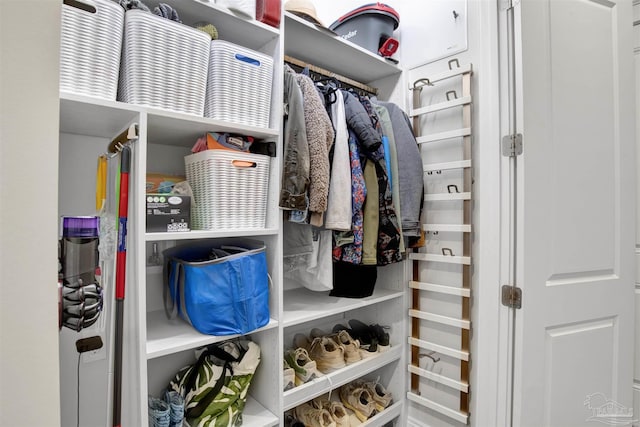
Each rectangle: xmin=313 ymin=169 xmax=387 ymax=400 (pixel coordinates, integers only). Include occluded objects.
xmin=168 ymin=339 xmax=260 ymax=427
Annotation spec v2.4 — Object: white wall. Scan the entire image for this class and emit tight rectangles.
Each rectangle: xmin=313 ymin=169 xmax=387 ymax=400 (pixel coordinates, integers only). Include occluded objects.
xmin=0 ymin=1 xmax=62 ymax=426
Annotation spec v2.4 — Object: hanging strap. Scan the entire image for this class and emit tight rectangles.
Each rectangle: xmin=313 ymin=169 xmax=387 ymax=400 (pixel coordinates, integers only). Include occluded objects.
xmin=183 ymin=344 xmax=242 ymax=419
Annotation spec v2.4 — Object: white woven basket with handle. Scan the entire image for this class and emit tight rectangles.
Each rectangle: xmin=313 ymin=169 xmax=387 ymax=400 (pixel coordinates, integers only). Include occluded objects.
xmin=185 ymin=150 xmax=270 ymax=230
xmin=204 ymin=40 xmax=273 ymax=128
xmin=118 ymin=10 xmax=211 ymax=116
xmin=60 ymin=0 xmax=124 ymax=100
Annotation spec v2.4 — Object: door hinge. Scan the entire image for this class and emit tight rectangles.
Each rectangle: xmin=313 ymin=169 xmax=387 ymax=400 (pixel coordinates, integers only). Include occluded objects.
xmin=502 ymin=134 xmax=523 ymax=157
xmin=501 ymin=285 xmax=522 ymax=309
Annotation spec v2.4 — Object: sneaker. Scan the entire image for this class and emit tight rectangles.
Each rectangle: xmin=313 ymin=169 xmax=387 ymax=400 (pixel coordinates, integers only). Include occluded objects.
xmin=369 ymin=324 xmax=390 ymax=352
xmin=332 ymin=330 xmax=361 ymax=365
xmin=347 ymin=319 xmax=379 ymax=357
xmin=339 ymin=383 xmax=377 ymax=422
xmin=311 ymin=397 xmax=351 ymax=427
xmin=285 ymin=412 xmax=306 ymax=427
xmin=293 ymin=333 xmax=312 ymax=350
xmin=309 ymin=337 xmax=346 ymax=373
xmin=355 ymin=380 xmax=393 ymax=412
xmin=310 ymin=327 xmax=328 ymax=339
xmin=283 ymin=360 xmax=295 ymax=391
xmin=285 ymin=348 xmax=323 ymax=386
xmin=294 ymin=402 xmax=337 ymax=427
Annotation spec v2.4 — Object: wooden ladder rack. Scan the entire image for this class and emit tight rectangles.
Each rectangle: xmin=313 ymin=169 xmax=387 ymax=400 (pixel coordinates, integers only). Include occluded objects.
xmin=408 ymin=59 xmax=473 ymax=425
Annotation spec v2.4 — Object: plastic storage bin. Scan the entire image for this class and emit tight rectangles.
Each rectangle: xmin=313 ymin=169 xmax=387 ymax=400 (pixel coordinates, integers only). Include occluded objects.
xmin=204 ymin=40 xmax=273 ymax=128
xmin=185 ymin=150 xmax=270 ymax=230
xmin=60 ymin=0 xmax=124 ymax=100
xmin=256 ymin=0 xmax=281 ymax=28
xmin=329 ymin=3 xmax=399 ymax=55
xmin=118 ymin=10 xmax=211 ymax=116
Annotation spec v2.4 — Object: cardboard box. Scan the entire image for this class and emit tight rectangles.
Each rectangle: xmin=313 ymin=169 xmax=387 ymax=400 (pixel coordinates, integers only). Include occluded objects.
xmin=146 ymin=194 xmax=190 ymax=232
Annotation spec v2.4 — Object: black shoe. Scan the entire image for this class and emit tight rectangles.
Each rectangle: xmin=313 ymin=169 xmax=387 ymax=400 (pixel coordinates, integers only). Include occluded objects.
xmin=348 ymin=319 xmax=378 ymax=353
xmin=370 ymin=324 xmax=390 ymax=348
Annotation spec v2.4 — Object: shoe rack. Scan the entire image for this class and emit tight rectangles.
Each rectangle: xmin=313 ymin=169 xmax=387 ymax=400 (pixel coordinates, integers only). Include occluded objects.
xmin=407 ymin=60 xmax=474 ymax=424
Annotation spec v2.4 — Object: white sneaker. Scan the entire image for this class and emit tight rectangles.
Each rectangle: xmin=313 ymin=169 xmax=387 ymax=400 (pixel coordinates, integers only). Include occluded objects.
xmin=309 ymin=336 xmax=346 ymax=373
xmin=354 ymin=380 xmax=392 ymax=412
xmin=311 ymin=397 xmax=351 ymax=427
xmin=283 ymin=360 xmax=295 ymax=391
xmin=339 ymin=383 xmax=377 ymax=422
xmin=332 ymin=330 xmax=361 ymax=365
xmin=294 ymin=402 xmax=337 ymax=427
xmin=285 ymin=347 xmax=323 ymax=386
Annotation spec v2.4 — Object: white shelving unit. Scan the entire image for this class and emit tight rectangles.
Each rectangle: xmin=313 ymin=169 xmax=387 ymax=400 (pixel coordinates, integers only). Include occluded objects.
xmin=58 ymin=3 xmax=408 ymax=427
xmin=280 ymin=10 xmax=406 ymax=427
xmin=58 ymin=2 xmax=283 ymax=426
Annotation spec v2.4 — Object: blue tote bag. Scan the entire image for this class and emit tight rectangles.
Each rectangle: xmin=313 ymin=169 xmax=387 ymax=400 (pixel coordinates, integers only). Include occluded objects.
xmin=163 ymin=239 xmax=270 ymax=335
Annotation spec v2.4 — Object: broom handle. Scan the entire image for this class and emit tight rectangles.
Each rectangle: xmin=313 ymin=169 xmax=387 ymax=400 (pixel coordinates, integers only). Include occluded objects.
xmin=113 ymin=146 xmax=130 ymax=427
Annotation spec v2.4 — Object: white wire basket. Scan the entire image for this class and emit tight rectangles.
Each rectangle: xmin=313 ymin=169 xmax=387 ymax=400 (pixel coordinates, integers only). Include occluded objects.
xmin=185 ymin=150 xmax=270 ymax=230
xmin=118 ymin=10 xmax=211 ymax=116
xmin=204 ymin=40 xmax=273 ymax=128
xmin=60 ymin=0 xmax=124 ymax=100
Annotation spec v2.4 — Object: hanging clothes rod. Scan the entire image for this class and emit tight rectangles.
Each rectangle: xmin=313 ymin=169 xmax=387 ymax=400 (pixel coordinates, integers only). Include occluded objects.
xmin=284 ymin=55 xmax=378 ymax=96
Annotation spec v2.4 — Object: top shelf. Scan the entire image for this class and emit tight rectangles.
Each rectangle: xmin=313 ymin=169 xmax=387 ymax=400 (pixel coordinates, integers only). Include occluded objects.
xmin=144 ymin=0 xmax=279 ymax=51
xmin=283 ymin=12 xmax=401 ymax=83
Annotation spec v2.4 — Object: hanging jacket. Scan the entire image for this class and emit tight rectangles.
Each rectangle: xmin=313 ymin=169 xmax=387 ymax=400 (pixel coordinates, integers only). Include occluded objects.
xmin=358 ymin=95 xmax=402 ymax=265
xmin=375 ymin=101 xmax=424 ymax=237
xmin=294 ymin=73 xmax=335 ymax=227
xmin=279 ymin=66 xmax=310 ymax=211
xmin=374 ymin=104 xmax=406 ymax=254
xmin=324 ymin=89 xmax=352 ymax=231
xmin=333 ymin=128 xmax=366 ymax=265
xmin=341 ymin=90 xmax=382 ymax=157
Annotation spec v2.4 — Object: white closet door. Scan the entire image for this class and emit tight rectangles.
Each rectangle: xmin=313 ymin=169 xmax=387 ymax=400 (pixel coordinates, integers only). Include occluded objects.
xmin=510 ymin=0 xmax=636 ymax=426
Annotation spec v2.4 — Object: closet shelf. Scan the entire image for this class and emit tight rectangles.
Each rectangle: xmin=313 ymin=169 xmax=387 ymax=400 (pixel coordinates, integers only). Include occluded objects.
xmin=283 ymin=12 xmax=401 ymax=83
xmin=144 ymin=0 xmax=279 ymax=50
xmin=146 ymin=228 xmax=279 ymax=242
xmin=407 ymin=365 xmax=469 ymax=393
xmin=411 ymin=96 xmax=472 ymax=117
xmin=146 ymin=310 xmax=278 ymax=359
xmin=409 ymin=252 xmax=471 ymax=265
xmin=408 ymin=309 xmax=471 ymax=330
xmin=409 ymin=281 xmax=471 ymax=298
xmin=416 ymin=128 xmax=471 ymax=144
xmin=60 ymin=93 xmax=139 ymax=138
xmin=283 ymin=346 xmax=402 ymax=411
xmin=60 ymin=93 xmax=279 ymax=146
xmin=237 ymin=396 xmax=279 ymax=427
xmin=146 ymin=110 xmax=279 ymax=147
xmin=360 ymin=401 xmax=403 ymax=426
xmin=282 ymin=287 xmax=404 ymax=328
xmin=406 ymin=392 xmax=469 ymax=424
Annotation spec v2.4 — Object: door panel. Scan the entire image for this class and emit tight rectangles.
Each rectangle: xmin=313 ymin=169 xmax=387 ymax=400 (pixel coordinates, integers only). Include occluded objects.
xmin=510 ymin=0 xmax=636 ymax=425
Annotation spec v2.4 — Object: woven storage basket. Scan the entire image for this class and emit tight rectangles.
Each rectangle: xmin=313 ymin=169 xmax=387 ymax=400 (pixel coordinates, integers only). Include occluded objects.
xmin=185 ymin=150 xmax=270 ymax=230
xmin=118 ymin=10 xmax=211 ymax=116
xmin=60 ymin=0 xmax=124 ymax=100
xmin=204 ymin=40 xmax=273 ymax=128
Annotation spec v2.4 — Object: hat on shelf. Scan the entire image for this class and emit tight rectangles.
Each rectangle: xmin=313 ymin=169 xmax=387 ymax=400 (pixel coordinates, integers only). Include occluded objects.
xmin=284 ymin=0 xmax=324 ymax=27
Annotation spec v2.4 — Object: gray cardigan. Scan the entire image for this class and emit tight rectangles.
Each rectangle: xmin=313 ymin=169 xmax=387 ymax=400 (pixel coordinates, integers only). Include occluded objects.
xmin=375 ymin=101 xmax=424 ymax=237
